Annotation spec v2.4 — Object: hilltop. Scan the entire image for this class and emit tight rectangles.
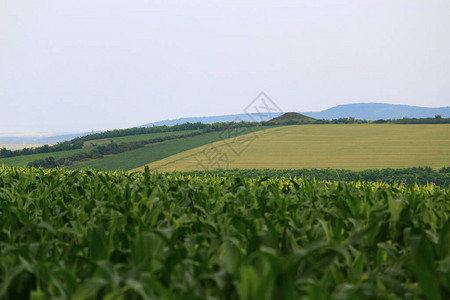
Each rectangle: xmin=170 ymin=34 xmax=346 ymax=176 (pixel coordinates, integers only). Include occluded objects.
xmin=266 ymin=112 xmax=317 ymax=124
xmin=139 ymin=113 xmax=284 ymax=127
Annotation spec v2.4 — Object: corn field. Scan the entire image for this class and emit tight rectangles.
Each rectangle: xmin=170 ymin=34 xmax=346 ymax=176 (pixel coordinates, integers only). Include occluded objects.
xmin=0 ymin=166 xmax=449 ymax=299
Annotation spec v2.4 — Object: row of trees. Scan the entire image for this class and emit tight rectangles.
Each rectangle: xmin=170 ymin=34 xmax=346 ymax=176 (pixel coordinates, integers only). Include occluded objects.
xmin=374 ymin=116 xmax=450 ymax=124
xmin=80 ymin=122 xmax=209 ymax=141
xmin=79 ymin=121 xmax=259 ymax=142
xmin=261 ymin=116 xmax=450 ymax=126
xmin=261 ymin=117 xmax=369 ymax=126
xmin=182 ymin=167 xmax=450 ymax=188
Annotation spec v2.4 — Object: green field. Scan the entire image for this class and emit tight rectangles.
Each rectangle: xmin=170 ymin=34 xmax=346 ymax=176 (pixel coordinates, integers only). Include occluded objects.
xmin=138 ymin=124 xmax=450 ymax=172
xmin=71 ymin=126 xmax=269 ymax=171
xmin=0 ymin=130 xmax=201 ymax=168
xmin=1 ymin=167 xmax=449 ymax=299
xmin=3 ymin=124 xmax=449 ymax=172
xmin=85 ymin=130 xmax=199 ymax=146
xmin=0 ymin=148 xmax=91 ymax=167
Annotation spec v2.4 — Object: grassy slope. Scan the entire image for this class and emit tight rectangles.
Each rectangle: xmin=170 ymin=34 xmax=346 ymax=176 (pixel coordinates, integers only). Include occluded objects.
xmin=0 ymin=130 xmax=200 ymax=167
xmin=268 ymin=112 xmax=317 ymax=124
xmin=71 ymin=126 xmax=269 ymax=171
xmin=0 ymin=148 xmax=91 ymax=167
xmin=85 ymin=130 xmax=199 ymax=146
xmin=136 ymin=124 xmax=450 ymax=172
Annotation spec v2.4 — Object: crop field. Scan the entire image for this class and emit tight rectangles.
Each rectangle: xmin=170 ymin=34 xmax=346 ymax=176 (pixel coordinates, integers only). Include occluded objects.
xmin=0 ymin=166 xmax=449 ymax=299
xmin=0 ymin=131 xmax=203 ymax=168
xmin=85 ymin=130 xmax=199 ymax=146
xmin=71 ymin=127 xmax=269 ymax=171
xmin=138 ymin=124 xmax=450 ymax=172
xmin=0 ymin=148 xmax=91 ymax=168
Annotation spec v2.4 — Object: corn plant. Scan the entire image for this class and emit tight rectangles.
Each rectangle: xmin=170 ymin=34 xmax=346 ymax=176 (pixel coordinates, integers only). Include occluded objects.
xmin=0 ymin=166 xmax=449 ymax=299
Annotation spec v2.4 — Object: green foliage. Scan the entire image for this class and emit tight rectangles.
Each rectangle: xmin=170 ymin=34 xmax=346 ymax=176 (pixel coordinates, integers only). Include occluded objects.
xmin=183 ymin=167 xmax=450 ymax=188
xmin=373 ymin=117 xmax=450 ymax=124
xmin=0 ymin=167 xmax=449 ymax=299
xmin=27 ymin=157 xmax=58 ymax=168
xmin=0 ymin=149 xmax=92 ymax=168
xmin=271 ymin=117 xmax=450 ymax=125
xmin=265 ymin=112 xmax=318 ymax=125
xmin=85 ymin=130 xmax=199 ymax=146
xmin=80 ymin=121 xmax=259 ymax=142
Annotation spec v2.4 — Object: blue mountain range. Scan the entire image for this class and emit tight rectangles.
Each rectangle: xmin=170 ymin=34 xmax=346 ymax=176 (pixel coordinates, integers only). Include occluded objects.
xmin=142 ymin=103 xmax=450 ymax=127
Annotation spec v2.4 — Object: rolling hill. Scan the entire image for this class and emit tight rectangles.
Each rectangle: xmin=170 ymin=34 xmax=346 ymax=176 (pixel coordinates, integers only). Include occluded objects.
xmin=3 ymin=117 xmax=449 ymax=173
xmin=3 ymin=103 xmax=447 ymax=149
xmin=0 ymin=125 xmax=271 ymax=170
xmin=135 ymin=124 xmax=450 ymax=172
xmin=267 ymin=112 xmax=317 ymax=124
xmin=0 ymin=130 xmax=200 ymax=168
xmin=69 ymin=127 xmax=268 ymax=171
xmin=140 ymin=113 xmax=283 ymax=127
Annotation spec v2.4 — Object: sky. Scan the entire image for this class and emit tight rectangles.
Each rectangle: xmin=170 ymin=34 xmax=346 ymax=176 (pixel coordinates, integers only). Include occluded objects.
xmin=1 ymin=0 xmax=449 ymax=133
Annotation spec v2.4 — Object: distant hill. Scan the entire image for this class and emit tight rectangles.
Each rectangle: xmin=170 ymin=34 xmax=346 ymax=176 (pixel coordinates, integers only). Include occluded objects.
xmin=141 ymin=113 xmax=283 ymax=127
xmin=302 ymin=103 xmax=450 ymax=120
xmin=142 ymin=103 xmax=450 ymax=126
xmin=0 ymin=132 xmax=101 ymax=145
xmin=267 ymin=112 xmax=317 ymax=124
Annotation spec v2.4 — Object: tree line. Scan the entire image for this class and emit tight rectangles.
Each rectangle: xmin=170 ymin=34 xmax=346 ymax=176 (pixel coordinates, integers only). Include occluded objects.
xmin=79 ymin=121 xmax=262 ymax=142
xmin=373 ymin=115 xmax=450 ymax=124
xmin=260 ymin=115 xmax=450 ymax=126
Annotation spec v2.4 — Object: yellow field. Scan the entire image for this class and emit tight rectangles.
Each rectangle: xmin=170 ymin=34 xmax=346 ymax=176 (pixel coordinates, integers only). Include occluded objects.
xmin=134 ymin=124 xmax=450 ymax=172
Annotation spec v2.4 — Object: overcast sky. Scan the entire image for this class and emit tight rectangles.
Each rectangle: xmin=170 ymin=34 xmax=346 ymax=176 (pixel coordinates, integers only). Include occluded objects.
xmin=1 ymin=0 xmax=449 ymax=133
